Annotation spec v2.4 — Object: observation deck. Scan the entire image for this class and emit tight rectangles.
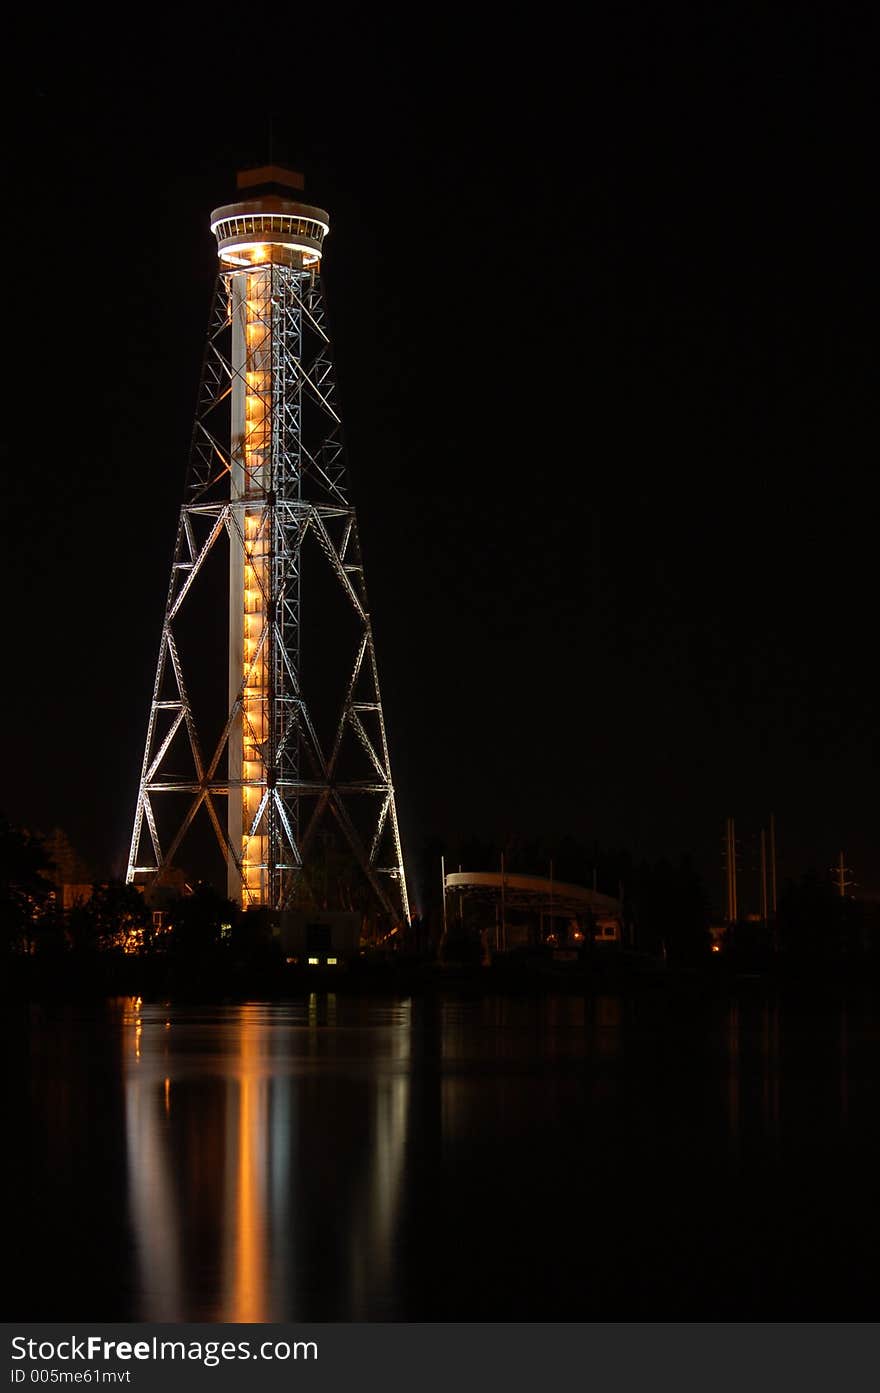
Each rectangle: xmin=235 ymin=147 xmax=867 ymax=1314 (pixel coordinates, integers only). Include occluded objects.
xmin=210 ymin=198 xmax=329 ymax=268
xmin=211 ymin=168 xmax=329 ymax=269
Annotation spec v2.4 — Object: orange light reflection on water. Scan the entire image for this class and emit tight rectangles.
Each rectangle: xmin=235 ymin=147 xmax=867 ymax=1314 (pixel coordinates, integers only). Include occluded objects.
xmin=229 ymin=1007 xmax=266 ymax=1322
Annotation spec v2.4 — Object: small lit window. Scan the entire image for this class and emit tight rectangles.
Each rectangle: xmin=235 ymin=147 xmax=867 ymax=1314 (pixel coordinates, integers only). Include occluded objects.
xmin=307 ymin=957 xmax=319 ymax=965
xmin=327 ymin=957 xmax=337 ymax=966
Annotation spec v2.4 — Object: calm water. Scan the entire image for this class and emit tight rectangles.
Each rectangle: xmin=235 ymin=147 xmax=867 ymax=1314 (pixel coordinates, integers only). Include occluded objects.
xmin=6 ymin=987 xmax=880 ymax=1320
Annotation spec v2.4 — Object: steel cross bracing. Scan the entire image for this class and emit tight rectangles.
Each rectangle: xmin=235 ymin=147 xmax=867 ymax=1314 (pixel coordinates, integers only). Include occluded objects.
xmin=127 ymin=266 xmax=409 ymax=925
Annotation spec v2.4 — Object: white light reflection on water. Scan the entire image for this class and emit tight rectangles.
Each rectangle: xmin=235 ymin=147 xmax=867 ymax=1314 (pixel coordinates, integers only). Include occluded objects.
xmin=347 ymin=998 xmax=411 ymax=1317
xmin=123 ymin=996 xmax=182 ymax=1320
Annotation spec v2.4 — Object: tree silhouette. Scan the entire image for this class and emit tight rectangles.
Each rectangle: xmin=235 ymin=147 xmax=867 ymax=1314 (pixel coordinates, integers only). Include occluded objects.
xmin=67 ymin=882 xmax=150 ymax=954
xmin=0 ymin=818 xmax=53 ymax=954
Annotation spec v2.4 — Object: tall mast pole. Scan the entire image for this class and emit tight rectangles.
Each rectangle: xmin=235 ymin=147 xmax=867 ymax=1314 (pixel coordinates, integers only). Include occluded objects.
xmin=833 ymin=852 xmax=853 ymax=898
xmin=725 ymin=816 xmax=738 ymax=925
xmin=760 ymin=827 xmax=768 ymax=928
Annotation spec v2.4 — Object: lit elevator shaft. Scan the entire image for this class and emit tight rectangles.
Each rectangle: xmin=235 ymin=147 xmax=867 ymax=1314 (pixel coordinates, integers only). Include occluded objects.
xmin=230 ymin=269 xmax=273 ymax=905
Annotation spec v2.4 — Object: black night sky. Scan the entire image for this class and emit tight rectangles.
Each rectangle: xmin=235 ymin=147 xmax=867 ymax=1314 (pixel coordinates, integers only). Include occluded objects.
xmin=3 ymin=6 xmax=877 ymax=909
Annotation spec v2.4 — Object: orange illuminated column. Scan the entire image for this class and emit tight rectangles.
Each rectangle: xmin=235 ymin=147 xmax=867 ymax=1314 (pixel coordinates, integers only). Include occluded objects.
xmin=229 ymin=270 xmax=272 ymax=905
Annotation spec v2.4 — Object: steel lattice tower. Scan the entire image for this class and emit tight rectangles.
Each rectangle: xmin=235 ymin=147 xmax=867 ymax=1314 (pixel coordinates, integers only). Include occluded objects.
xmin=127 ymin=167 xmax=409 ymax=925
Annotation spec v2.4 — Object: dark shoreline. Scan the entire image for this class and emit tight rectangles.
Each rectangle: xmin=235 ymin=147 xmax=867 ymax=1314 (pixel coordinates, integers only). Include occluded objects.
xmin=4 ymin=950 xmax=880 ymax=1004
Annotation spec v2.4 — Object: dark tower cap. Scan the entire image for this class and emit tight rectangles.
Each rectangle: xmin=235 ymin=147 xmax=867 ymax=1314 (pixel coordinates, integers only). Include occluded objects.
xmin=236 ymin=166 xmax=306 ymax=196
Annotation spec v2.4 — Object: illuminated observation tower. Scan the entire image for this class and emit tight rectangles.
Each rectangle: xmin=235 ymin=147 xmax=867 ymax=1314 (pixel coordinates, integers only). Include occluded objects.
xmin=127 ymin=167 xmax=409 ymax=925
